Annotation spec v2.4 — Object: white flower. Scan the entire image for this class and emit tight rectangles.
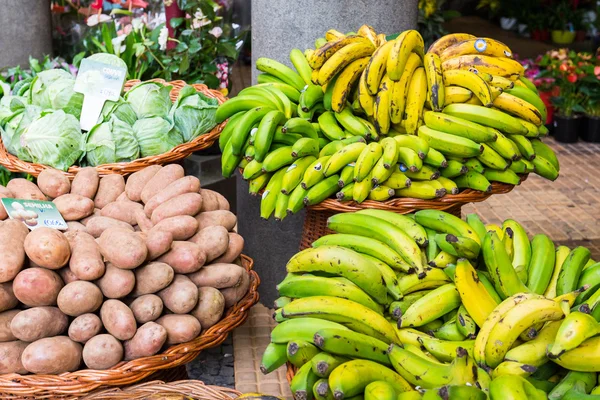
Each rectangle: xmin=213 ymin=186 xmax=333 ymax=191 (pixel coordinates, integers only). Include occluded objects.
xmin=193 ymin=18 xmax=211 ymax=29
xmin=158 ymin=26 xmax=169 ymax=51
xmin=132 ymin=17 xmax=144 ymax=32
xmin=232 ymin=23 xmax=240 ymax=29
xmin=220 ymin=82 xmax=227 ymax=89
xmin=87 ymin=14 xmax=111 ymax=27
xmin=209 ymin=26 xmax=223 ymax=38
xmin=194 ymin=9 xmax=205 ymax=20
xmin=111 ymin=34 xmax=128 ymax=54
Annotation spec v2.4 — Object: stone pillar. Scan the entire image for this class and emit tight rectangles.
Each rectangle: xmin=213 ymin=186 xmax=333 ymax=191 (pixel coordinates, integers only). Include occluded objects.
xmin=242 ymin=0 xmax=418 ymax=306
xmin=0 ymin=0 xmax=52 ymax=68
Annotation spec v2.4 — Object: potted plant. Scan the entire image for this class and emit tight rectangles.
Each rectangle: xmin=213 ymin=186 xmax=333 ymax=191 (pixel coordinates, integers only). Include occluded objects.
xmin=477 ymin=0 xmax=517 ymax=30
xmin=540 ymin=50 xmax=586 ymax=142
xmin=550 ymin=0 xmax=577 ymax=44
xmin=578 ymin=61 xmax=600 ymax=142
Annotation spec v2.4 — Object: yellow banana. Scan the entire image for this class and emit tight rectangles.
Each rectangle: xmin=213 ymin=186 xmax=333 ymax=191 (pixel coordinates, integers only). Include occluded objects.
xmin=439 ymin=37 xmax=513 ymax=61
xmin=491 ymin=361 xmax=537 ymax=379
xmin=484 ymin=297 xmax=564 ymax=368
xmin=547 ymin=311 xmax=600 ymax=359
xmin=325 ymin=29 xmax=345 ymax=41
xmin=427 ymin=33 xmax=477 ymax=55
xmin=399 ymin=283 xmax=461 ymax=328
xmin=318 ymin=41 xmax=376 ymax=85
xmin=551 ymin=336 xmax=600 ymax=372
xmin=365 ymin=40 xmax=396 ymax=95
xmin=390 ymin=53 xmax=423 ymax=124
xmin=490 ymin=75 xmax=515 ymax=90
xmin=492 ymin=92 xmax=543 ymax=126
xmin=357 ymin=24 xmax=379 ymax=47
xmin=443 ymin=69 xmax=493 ymax=107
xmin=504 ymin=320 xmax=561 ymax=366
xmin=544 ymin=246 xmax=572 ymax=298
xmin=444 ymin=86 xmax=473 ymax=105
xmin=442 ymin=55 xmax=524 ymax=79
xmin=374 ymin=74 xmax=393 ymax=134
xmin=454 ymin=258 xmax=499 ymax=327
xmin=331 ymin=57 xmax=370 ymax=112
xmin=387 ymin=30 xmax=425 ymax=81
xmin=423 ymin=53 xmax=445 ymax=112
xmin=404 ymin=67 xmax=427 ymax=134
xmin=358 ymin=69 xmax=376 ymax=116
xmin=310 ymin=35 xmax=371 ymax=68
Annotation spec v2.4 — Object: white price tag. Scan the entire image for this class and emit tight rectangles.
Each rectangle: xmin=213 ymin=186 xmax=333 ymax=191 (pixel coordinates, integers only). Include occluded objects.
xmin=74 ymin=59 xmax=127 ymax=131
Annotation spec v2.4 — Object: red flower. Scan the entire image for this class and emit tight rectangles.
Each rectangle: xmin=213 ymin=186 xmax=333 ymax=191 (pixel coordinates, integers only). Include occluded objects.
xmin=560 ymin=63 xmax=569 ymax=72
xmin=568 ymin=73 xmax=578 ymax=83
xmin=594 ymin=66 xmax=600 ymax=77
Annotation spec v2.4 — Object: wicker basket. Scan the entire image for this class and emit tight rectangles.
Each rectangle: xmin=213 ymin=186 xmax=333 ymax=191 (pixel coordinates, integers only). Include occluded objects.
xmin=0 ymin=79 xmax=227 ymax=179
xmin=0 ymin=254 xmax=259 ymax=399
xmin=82 ymin=380 xmax=241 ymax=400
xmin=298 ymin=176 xmax=526 ymax=249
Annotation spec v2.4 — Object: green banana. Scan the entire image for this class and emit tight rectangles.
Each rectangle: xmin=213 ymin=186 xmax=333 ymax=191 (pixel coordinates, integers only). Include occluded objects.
xmin=453 ymin=170 xmax=492 ymax=192
xmin=219 ymin=111 xmax=245 ymax=151
xmin=277 ymin=274 xmax=383 ymax=313
xmin=504 ymin=320 xmax=561 ymax=366
xmin=381 ymin=169 xmax=411 ymax=189
xmin=456 ymin=304 xmax=477 ymax=339
xmin=423 ymin=111 xmax=497 ymax=143
xmin=532 ymin=153 xmax=560 ymax=181
xmin=482 ymin=231 xmax=530 ymax=299
xmin=355 ymin=142 xmax=383 ymax=181
xmin=301 ymin=84 xmax=325 ymax=111
xmin=292 ymin=137 xmax=320 ymax=158
xmin=274 ymin=192 xmax=289 ymax=221
xmin=338 ymin=164 xmax=355 ymax=187
xmin=287 ymin=340 xmax=321 ymax=367
xmin=312 ymin=233 xmax=410 ymax=272
xmin=248 ymin=172 xmax=272 ymax=195
xmin=531 ymin=139 xmax=559 ymax=171
xmin=314 ymin=379 xmax=334 ymax=400
xmin=324 ymin=142 xmax=368 ymax=176
xmin=527 ymin=234 xmax=556 ymax=295
xmin=260 ymin=168 xmax=287 ymax=219
xmin=335 ymin=107 xmax=371 ymax=137
xmin=418 ymin=125 xmax=483 ymax=158
xmin=281 ymin=156 xmax=318 ymax=194
xmin=548 ymin=311 xmax=600 ymax=359
xmin=304 ymin=174 xmax=342 ymax=206
xmin=283 ymin=117 xmax=319 ymax=139
xmin=260 ymin=342 xmax=288 ymax=374
xmin=328 ymin=359 xmax=413 ymax=399
xmin=311 ymin=353 xmax=349 ymax=378
xmin=397 ymin=147 xmax=423 ymax=172
xmin=466 ymin=213 xmax=487 ymax=243
xmin=287 ymin=184 xmax=309 ymax=214
xmin=557 ymin=247 xmax=592 ymax=296
xmin=399 ymin=283 xmax=461 ymax=328
xmin=414 ymin=209 xmax=481 ymax=245
xmin=302 ymin=156 xmax=330 ymax=189
xmin=355 ymin=209 xmax=428 ymax=247
xmin=509 ymin=135 xmax=536 ymax=161
xmin=230 ymin=107 xmax=272 ymax=156
xmin=291 ymin=361 xmax=321 ymax=400
xmin=424 ymin=148 xmax=448 ymax=168
xmin=405 ymin=165 xmax=440 ymax=181
xmin=548 ymin=371 xmax=597 ymax=399
xmin=484 ymin=168 xmax=521 ymax=185
xmin=318 ymin=111 xmax=347 ymax=141
xmin=364 ymin=381 xmax=398 ymax=400
xmin=327 ymin=213 xmax=425 ymax=278
xmin=393 ymin=135 xmax=430 ymax=159
xmin=255 ymin=82 xmax=301 ymax=102
xmin=286 ymin=246 xmax=388 ymax=304
xmin=443 ymin=103 xmax=528 ymax=135
xmin=221 ymin=138 xmax=244 ymax=178
xmin=313 ymin=328 xmax=392 ymax=366
xmin=256 ymin=57 xmax=306 ymax=91
xmin=242 ymin=159 xmax=265 ymax=180
xmin=440 ymin=159 xmax=468 ymax=178
xmin=489 ymin=374 xmax=547 ymax=400
xmin=271 ymin=317 xmax=350 ymax=344
xmin=478 ymin=143 xmax=510 ymax=170
xmin=434 ymin=316 xmax=467 ymax=341
xmin=389 ymin=291 xmax=432 ymax=320
xmin=464 ymin=157 xmax=485 ymax=173
xmin=397 ymin=267 xmax=451 ymax=294
xmin=215 ymin=96 xmax=276 ymax=123
xmin=576 ymin=263 xmax=600 ymax=305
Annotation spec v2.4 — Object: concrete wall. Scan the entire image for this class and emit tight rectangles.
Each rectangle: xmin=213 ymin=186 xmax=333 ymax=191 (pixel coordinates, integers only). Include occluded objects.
xmin=244 ymin=0 xmax=419 ymax=306
xmin=0 ymin=0 xmax=53 ymax=68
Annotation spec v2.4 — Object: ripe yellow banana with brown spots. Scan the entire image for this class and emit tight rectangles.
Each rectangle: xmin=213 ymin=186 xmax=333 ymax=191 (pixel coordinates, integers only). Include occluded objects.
xmin=387 ymin=30 xmax=424 ymax=81
xmin=492 ymin=92 xmax=543 ymax=126
xmin=318 ymin=41 xmax=376 ymax=85
xmin=374 ymin=74 xmax=393 ymax=135
xmin=442 ymin=55 xmax=524 ymax=79
xmin=443 ymin=69 xmax=493 ymax=107
xmin=310 ymin=35 xmax=372 ymax=69
xmin=364 ymin=40 xmax=396 ymax=95
xmin=404 ymin=67 xmax=427 ymax=134
xmin=439 ymin=37 xmax=513 ymax=61
xmin=427 ymin=33 xmax=476 ymax=55
xmin=331 ymin=57 xmax=370 ymax=113
xmin=424 ymin=52 xmax=445 ymax=111
xmin=389 ymin=52 xmax=422 ymax=124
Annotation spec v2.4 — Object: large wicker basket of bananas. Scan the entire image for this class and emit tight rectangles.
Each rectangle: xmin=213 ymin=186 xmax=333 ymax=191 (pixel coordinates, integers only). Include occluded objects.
xmin=262 ymin=209 xmax=600 ymax=400
xmin=218 ymin=27 xmax=559 ymax=221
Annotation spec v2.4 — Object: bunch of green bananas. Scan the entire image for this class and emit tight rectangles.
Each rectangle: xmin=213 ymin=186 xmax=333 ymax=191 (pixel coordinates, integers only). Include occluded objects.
xmin=260 ymin=209 xmax=600 ymax=400
xmin=218 ymin=28 xmax=559 ymax=220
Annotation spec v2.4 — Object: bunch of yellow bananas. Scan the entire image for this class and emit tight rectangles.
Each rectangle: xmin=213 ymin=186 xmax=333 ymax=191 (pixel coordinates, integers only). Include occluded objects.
xmin=218 ymin=28 xmax=560 ymax=220
xmin=260 ymin=209 xmax=600 ymax=400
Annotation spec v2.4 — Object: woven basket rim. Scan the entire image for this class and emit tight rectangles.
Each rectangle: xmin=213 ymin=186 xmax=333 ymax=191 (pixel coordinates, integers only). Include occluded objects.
xmin=0 ymin=79 xmax=227 ymax=179
xmin=0 ymin=254 xmax=259 ymax=398
xmin=82 ymin=379 xmax=241 ymax=400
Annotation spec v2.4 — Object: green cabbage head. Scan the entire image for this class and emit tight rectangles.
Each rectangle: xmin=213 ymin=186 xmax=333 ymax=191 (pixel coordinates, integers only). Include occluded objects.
xmin=133 ymin=117 xmax=183 ymax=157
xmin=125 ymin=82 xmax=173 ymax=119
xmin=170 ymin=85 xmax=219 ymax=142
xmin=85 ymin=116 xmax=140 ymax=166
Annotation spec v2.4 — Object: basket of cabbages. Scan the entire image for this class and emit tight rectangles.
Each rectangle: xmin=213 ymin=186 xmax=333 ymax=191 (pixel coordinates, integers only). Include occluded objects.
xmin=0 ymin=54 xmax=227 ymax=179
xmin=0 ymin=163 xmax=258 ymax=398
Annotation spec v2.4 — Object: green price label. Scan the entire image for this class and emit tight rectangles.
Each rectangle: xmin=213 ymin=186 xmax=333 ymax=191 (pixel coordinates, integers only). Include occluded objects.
xmin=1 ymin=198 xmax=68 ymax=231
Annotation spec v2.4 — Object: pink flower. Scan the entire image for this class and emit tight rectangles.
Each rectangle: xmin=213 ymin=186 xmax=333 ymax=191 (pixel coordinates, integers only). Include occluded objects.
xmin=594 ymin=66 xmax=600 ymax=77
xmin=208 ymin=26 xmax=223 ymax=38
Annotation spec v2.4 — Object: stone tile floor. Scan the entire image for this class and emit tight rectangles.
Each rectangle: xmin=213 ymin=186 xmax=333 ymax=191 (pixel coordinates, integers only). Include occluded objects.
xmin=190 ymin=137 xmax=600 ymax=399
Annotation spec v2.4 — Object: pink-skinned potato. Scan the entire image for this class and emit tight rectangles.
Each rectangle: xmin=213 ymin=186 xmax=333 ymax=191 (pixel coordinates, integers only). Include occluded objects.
xmin=145 ymin=229 xmax=173 ymax=260
xmin=132 ymin=262 xmax=174 ymax=296
xmin=68 ymin=313 xmax=103 ymax=343
xmin=0 ymin=220 xmax=28 ymax=282
xmin=126 ymin=165 xmax=162 ymax=202
xmin=10 ymin=306 xmax=68 ymax=342
xmin=189 ymin=226 xmax=229 ymax=262
xmin=96 ymin=264 xmax=135 ymax=299
xmin=13 ymin=267 xmax=64 ymax=307
xmin=199 ymin=189 xmax=230 ymax=211
xmin=221 ymin=268 xmax=250 ymax=308
xmin=66 ymin=221 xmax=87 ymax=232
xmin=187 ymin=263 xmax=244 ymax=289
xmin=57 ymin=281 xmax=103 ymax=317
xmin=58 ymin=266 xmax=79 ymax=284
xmin=191 ymin=287 xmax=225 ymax=330
xmin=151 ymin=215 xmax=198 ymax=241
xmin=157 ymin=241 xmax=206 ymax=274
xmin=130 ymin=294 xmax=163 ymax=323
xmin=212 ymin=233 xmax=245 ymax=264
xmin=7 ymin=178 xmax=46 ymax=200
xmin=71 ymin=167 xmax=99 ymax=199
xmin=151 ymin=193 xmax=203 ymax=224
xmin=85 ymin=216 xmax=134 ymax=238
xmin=0 ymin=283 xmax=18 ymax=313
xmin=24 ymin=227 xmax=71 ymax=270
xmin=38 ymin=168 xmax=71 ymax=199
xmin=100 ymin=299 xmax=137 ymax=340
xmin=66 ymin=231 xmax=105 ymax=280
xmin=195 ymin=210 xmax=237 ymax=231
xmin=123 ymin=321 xmax=167 ymax=360
xmin=100 ymin=200 xmax=144 ymax=225
xmin=0 ymin=341 xmax=28 ymax=373
xmin=53 ymin=194 xmax=95 ymax=221
xmin=22 ymin=336 xmax=82 ymax=374
xmin=0 ymin=310 xmax=20 ymax=342
xmin=99 ymin=227 xmax=147 ymax=269
xmin=94 ymin=175 xmax=125 ymax=209
xmin=144 ymin=176 xmax=201 ymax=217
xmin=140 ymin=164 xmax=184 ymax=204
xmin=0 ymin=185 xmax=13 ymax=220
xmin=83 ymin=334 xmax=123 ymax=370
xmin=156 ymin=314 xmax=201 ymax=345
xmin=158 ymin=274 xmax=198 ymax=314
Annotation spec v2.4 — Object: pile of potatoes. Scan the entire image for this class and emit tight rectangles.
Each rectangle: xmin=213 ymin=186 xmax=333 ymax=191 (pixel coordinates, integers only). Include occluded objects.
xmin=0 ymin=164 xmax=249 ymax=375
